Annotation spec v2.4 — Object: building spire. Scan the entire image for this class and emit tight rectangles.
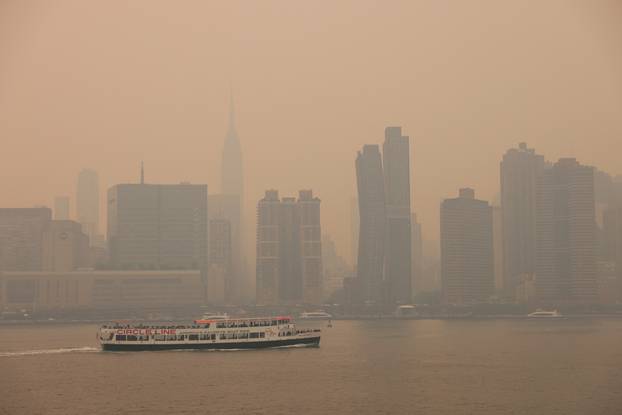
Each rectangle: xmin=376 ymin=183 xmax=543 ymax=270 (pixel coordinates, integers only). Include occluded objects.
xmin=228 ymin=85 xmax=236 ymax=137
xmin=140 ymin=161 xmax=144 ymax=184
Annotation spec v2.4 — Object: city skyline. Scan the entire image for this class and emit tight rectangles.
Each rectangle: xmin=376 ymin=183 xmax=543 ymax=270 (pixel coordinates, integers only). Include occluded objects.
xmin=3 ymin=3 xmax=622 ymax=415
xmin=2 ymin=1 xmax=621 ymax=261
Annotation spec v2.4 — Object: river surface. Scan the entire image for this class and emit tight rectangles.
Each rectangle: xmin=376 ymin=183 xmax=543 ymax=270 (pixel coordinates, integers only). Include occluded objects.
xmin=1 ymin=318 xmax=622 ymax=414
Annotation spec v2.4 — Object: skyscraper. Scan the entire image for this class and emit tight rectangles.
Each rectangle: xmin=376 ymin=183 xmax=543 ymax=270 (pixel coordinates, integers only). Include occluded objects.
xmin=322 ymin=233 xmax=349 ymax=300
xmin=255 ymin=190 xmax=323 ymax=305
xmin=441 ymin=188 xmax=494 ymax=304
xmin=278 ymin=196 xmax=302 ymax=302
xmin=349 ymin=196 xmax=359 ymax=270
xmin=603 ymin=207 xmax=622 ymax=300
xmin=76 ymin=169 xmax=100 ymax=245
xmin=54 ymin=196 xmax=70 ymax=220
xmin=298 ymin=190 xmax=322 ymax=304
xmin=208 ymin=194 xmax=241 ymax=302
xmin=107 ymin=183 xmax=208 ymax=270
xmin=208 ymin=218 xmax=232 ymax=304
xmin=411 ymin=212 xmax=423 ymax=299
xmin=500 ymin=143 xmax=545 ymax=299
xmin=492 ymin=205 xmax=504 ymax=294
xmin=383 ymin=127 xmax=412 ymax=304
xmin=256 ymin=190 xmax=281 ymax=305
xmin=355 ymin=144 xmax=386 ymax=304
xmin=535 ymin=158 xmax=598 ymax=304
xmin=220 ymin=94 xmax=245 ymax=300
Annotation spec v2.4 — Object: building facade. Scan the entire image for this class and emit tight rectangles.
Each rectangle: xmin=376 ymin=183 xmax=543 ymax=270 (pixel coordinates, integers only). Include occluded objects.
xmin=322 ymin=233 xmax=348 ymax=300
xmin=220 ymin=95 xmax=246 ymax=301
xmin=355 ymin=144 xmax=386 ymax=304
xmin=298 ymin=190 xmax=322 ymax=304
xmin=76 ymin=169 xmax=100 ymax=244
xmin=349 ymin=196 xmax=359 ymax=270
xmin=603 ymin=207 xmax=622 ymax=299
xmin=0 ymin=270 xmax=205 ymax=314
xmin=382 ymin=127 xmax=412 ymax=304
xmin=54 ymin=196 xmax=70 ymax=220
xmin=441 ymin=188 xmax=494 ymax=304
xmin=500 ymin=143 xmax=545 ymax=299
xmin=255 ymin=190 xmax=322 ymax=305
xmin=208 ymin=194 xmax=241 ymax=303
xmin=535 ymin=158 xmax=598 ymax=304
xmin=107 ymin=183 xmax=208 ymax=271
xmin=207 ymin=218 xmax=232 ymax=305
xmin=0 ymin=208 xmax=52 ymax=271
xmin=42 ymin=220 xmax=91 ymax=272
xmin=411 ymin=213 xmax=423 ymax=298
xmin=256 ymin=190 xmax=281 ymax=305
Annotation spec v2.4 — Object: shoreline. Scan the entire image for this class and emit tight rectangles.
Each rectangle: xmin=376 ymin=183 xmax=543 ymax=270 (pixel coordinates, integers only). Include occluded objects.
xmin=3 ymin=313 xmax=622 ymax=326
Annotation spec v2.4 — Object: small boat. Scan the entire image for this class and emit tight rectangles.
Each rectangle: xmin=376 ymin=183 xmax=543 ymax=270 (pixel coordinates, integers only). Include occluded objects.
xmin=527 ymin=310 xmax=563 ymax=318
xmin=201 ymin=312 xmax=230 ymax=320
xmin=395 ymin=305 xmax=418 ymax=318
xmin=299 ymin=311 xmax=333 ymax=320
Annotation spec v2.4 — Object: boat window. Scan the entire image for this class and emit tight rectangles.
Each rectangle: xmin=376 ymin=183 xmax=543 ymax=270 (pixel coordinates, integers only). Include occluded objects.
xmin=127 ymin=335 xmax=137 ymax=341
xmin=189 ymin=334 xmax=199 ymax=341
xmin=239 ymin=332 xmax=248 ymax=339
xmin=154 ymin=334 xmax=165 ymax=341
xmin=115 ymin=335 xmax=126 ymax=341
xmin=260 ymin=332 xmax=265 ymax=338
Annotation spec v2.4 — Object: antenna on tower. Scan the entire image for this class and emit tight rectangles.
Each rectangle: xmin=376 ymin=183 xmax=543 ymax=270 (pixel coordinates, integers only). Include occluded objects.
xmin=140 ymin=161 xmax=144 ymax=184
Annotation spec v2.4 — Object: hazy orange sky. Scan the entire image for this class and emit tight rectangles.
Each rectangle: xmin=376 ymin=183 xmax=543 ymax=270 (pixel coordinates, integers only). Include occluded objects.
xmin=1 ymin=0 xmax=621 ymax=262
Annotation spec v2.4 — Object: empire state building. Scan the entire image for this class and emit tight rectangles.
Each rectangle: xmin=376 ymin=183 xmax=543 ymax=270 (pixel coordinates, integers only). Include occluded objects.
xmin=208 ymin=95 xmax=245 ymax=303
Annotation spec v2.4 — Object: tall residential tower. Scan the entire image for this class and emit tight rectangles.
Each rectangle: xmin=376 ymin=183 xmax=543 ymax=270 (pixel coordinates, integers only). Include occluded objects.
xmin=500 ymin=143 xmax=545 ymax=299
xmin=355 ymin=145 xmax=386 ymax=304
xmin=255 ymin=190 xmax=323 ymax=305
xmin=441 ymin=188 xmax=494 ymax=304
xmin=535 ymin=158 xmax=598 ymax=304
xmin=383 ymin=127 xmax=412 ymax=304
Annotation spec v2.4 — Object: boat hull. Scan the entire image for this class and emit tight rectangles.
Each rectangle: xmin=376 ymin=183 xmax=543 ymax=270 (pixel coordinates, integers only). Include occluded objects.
xmin=101 ymin=335 xmax=320 ymax=352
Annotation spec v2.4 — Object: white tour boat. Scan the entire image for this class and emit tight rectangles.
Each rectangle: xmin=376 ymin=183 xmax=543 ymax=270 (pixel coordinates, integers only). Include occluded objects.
xmin=299 ymin=311 xmax=333 ymax=320
xmin=98 ymin=316 xmax=320 ymax=351
xmin=527 ymin=310 xmax=563 ymax=319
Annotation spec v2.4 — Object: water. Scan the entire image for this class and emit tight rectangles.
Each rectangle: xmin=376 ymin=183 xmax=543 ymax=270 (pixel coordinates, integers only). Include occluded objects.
xmin=1 ymin=319 xmax=622 ymax=414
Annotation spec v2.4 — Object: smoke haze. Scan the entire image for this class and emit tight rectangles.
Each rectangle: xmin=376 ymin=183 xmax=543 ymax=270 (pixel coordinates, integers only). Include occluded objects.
xmin=1 ymin=0 xmax=621 ymax=258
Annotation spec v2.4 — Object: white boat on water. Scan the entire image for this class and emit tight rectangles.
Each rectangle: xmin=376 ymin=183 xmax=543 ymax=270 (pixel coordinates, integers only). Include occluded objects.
xmin=98 ymin=315 xmax=320 ymax=351
xmin=395 ymin=305 xmax=417 ymax=318
xmin=527 ymin=310 xmax=563 ymax=318
xmin=299 ymin=311 xmax=333 ymax=320
xmin=201 ymin=312 xmax=230 ymax=320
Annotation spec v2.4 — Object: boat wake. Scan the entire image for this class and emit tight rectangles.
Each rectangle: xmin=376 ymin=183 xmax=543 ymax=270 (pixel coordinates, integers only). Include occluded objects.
xmin=272 ymin=343 xmax=317 ymax=349
xmin=0 ymin=346 xmax=99 ymax=357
